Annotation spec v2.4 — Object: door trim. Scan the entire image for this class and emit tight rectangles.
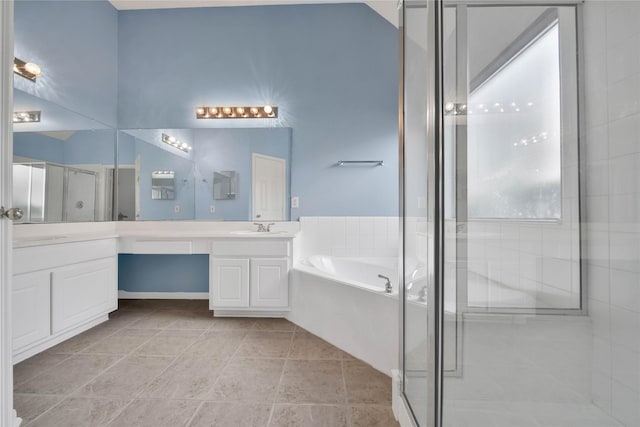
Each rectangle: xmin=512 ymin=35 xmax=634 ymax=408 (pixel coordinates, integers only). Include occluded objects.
xmin=0 ymin=0 xmax=21 ymax=424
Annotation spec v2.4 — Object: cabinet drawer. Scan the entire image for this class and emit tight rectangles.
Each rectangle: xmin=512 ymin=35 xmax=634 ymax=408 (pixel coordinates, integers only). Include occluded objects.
xmin=210 ymin=240 xmax=290 ymax=257
xmin=51 ymin=257 xmax=117 ymax=334
xmin=14 ymin=238 xmax=117 ymax=275
xmin=12 ymin=271 xmax=51 ymax=351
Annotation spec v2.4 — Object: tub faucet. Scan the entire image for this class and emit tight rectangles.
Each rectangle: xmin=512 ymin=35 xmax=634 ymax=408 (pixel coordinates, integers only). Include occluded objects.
xmin=378 ymin=274 xmax=393 ymax=293
xmin=254 ymin=222 xmax=275 ymax=232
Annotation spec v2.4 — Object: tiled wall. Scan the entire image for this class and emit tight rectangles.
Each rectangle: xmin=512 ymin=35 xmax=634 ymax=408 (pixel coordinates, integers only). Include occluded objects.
xmin=296 ymin=217 xmax=399 ymax=261
xmin=583 ymin=1 xmax=640 ymax=425
xmin=465 ymin=219 xmax=580 ymax=309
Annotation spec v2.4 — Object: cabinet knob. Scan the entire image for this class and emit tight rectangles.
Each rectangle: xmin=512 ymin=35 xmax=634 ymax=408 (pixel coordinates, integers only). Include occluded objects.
xmin=0 ymin=206 xmax=23 ymax=221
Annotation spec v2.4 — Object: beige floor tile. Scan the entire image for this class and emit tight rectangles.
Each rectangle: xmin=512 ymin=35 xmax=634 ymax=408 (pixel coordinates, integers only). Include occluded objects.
xmin=79 ymin=355 xmax=173 ymax=399
xmin=13 ymin=393 xmax=62 ymax=424
xmin=277 ymin=360 xmax=346 ymax=404
xmin=139 ymin=355 xmax=225 ymax=399
xmin=13 ymin=353 xmax=71 ymax=386
xmin=269 ymin=404 xmax=348 ymax=427
xmin=27 ymin=397 xmax=128 ymax=427
xmin=82 ymin=329 xmax=158 ymax=355
xmin=209 ymin=317 xmax=257 ymax=330
xmin=190 ymin=402 xmax=271 ymax=427
xmin=15 ymin=354 xmax=121 ymax=395
xmin=349 ymin=404 xmax=400 ymax=427
xmin=208 ymin=358 xmax=284 ymax=403
xmin=252 ymin=318 xmax=297 ymax=332
xmin=134 ymin=329 xmax=202 ymax=356
xmin=289 ymin=332 xmax=346 ymax=360
xmin=237 ymin=331 xmax=293 ymax=358
xmin=189 ymin=330 xmax=246 ymax=358
xmin=343 ymin=360 xmax=392 ymax=404
xmin=129 ymin=311 xmax=183 ymax=329
xmin=46 ymin=323 xmax=121 ymax=354
xmin=166 ymin=310 xmax=215 ymax=329
xmin=107 ymin=399 xmax=200 ymax=427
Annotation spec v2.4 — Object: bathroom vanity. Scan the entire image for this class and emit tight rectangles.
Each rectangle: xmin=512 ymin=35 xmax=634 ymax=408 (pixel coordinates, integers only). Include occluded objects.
xmin=11 ymin=221 xmax=298 ymax=363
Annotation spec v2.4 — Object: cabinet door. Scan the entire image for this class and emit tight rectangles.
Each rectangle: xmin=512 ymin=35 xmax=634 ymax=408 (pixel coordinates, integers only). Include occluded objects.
xmin=210 ymin=258 xmax=250 ymax=308
xmin=51 ymin=257 xmax=117 ymax=334
xmin=13 ymin=271 xmax=51 ymax=351
xmin=250 ymin=258 xmax=289 ymax=307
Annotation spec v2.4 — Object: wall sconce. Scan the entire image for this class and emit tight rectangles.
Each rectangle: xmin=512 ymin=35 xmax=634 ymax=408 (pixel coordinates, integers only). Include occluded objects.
xmin=196 ymin=105 xmax=278 ymax=119
xmin=13 ymin=111 xmax=41 ymax=123
xmin=14 ymin=58 xmax=41 ymax=82
xmin=162 ymin=133 xmax=191 ymax=153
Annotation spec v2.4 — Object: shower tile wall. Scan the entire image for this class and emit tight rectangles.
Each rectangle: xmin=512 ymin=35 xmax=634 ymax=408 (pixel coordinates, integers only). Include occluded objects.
xmin=584 ymin=1 xmax=640 ymax=425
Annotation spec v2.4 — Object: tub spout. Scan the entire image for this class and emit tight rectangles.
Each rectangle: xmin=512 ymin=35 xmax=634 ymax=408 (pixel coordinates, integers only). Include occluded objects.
xmin=378 ymin=274 xmax=393 ymax=293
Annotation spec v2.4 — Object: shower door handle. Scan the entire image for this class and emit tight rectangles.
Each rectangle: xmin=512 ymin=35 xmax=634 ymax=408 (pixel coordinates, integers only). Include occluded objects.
xmin=0 ymin=206 xmax=23 ymax=221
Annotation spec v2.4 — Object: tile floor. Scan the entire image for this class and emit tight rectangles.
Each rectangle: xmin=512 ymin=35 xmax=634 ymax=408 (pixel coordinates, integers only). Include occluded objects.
xmin=14 ymin=300 xmax=399 ymax=427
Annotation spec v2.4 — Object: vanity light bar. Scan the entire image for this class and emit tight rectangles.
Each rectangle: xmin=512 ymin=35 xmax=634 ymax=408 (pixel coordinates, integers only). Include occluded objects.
xmin=195 ymin=105 xmax=278 ymax=119
xmin=14 ymin=57 xmax=41 ymax=82
xmin=13 ymin=110 xmax=41 ymax=123
xmin=162 ymin=133 xmax=191 ymax=153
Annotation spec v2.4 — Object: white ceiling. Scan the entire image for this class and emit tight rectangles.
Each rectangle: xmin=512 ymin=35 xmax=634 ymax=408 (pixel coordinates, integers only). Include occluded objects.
xmin=108 ymin=0 xmax=399 ymax=26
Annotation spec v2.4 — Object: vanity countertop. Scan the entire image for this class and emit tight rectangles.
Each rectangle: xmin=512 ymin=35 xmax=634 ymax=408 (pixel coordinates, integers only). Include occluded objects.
xmin=13 ymin=221 xmax=300 ymax=248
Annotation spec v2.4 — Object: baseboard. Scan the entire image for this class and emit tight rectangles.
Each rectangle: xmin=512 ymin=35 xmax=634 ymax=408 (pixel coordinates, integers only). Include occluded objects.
xmin=118 ymin=291 xmax=209 ymax=300
xmin=392 ymin=369 xmax=418 ymax=427
xmin=213 ymin=309 xmax=289 ymax=318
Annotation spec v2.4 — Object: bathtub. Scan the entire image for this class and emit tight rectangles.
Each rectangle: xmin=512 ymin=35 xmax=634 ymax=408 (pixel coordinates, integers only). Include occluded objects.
xmin=300 ymin=255 xmax=399 ymax=294
xmin=289 ymin=255 xmax=400 ymax=374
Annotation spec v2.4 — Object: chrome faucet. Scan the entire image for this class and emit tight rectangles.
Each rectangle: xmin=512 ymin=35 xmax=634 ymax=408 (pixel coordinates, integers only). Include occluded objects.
xmin=378 ymin=274 xmax=393 ymax=293
xmin=254 ymin=222 xmax=275 ymax=232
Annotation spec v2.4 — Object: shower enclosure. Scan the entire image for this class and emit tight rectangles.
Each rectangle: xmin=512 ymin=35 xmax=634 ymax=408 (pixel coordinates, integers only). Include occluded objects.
xmin=401 ymin=1 xmax=639 ymax=426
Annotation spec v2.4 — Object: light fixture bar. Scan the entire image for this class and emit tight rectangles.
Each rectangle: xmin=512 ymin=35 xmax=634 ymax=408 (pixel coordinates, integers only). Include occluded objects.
xmin=196 ymin=105 xmax=278 ymax=119
xmin=13 ymin=110 xmax=41 ymax=123
xmin=14 ymin=57 xmax=41 ymax=82
xmin=162 ymin=133 xmax=191 ymax=153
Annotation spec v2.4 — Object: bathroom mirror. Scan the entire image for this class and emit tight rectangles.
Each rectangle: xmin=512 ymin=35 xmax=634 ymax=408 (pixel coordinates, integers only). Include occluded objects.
xmin=151 ymin=171 xmax=175 ymax=200
xmin=12 ymin=89 xmax=117 ymax=223
xmin=213 ymin=171 xmax=237 ymax=200
xmin=118 ymin=127 xmax=291 ymax=221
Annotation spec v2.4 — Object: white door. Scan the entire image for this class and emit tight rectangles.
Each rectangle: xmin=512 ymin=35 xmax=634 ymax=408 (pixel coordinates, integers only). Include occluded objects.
xmin=250 ymin=258 xmax=289 ymax=308
xmin=117 ymin=168 xmax=136 ymax=221
xmin=210 ymin=258 xmax=250 ymax=308
xmin=252 ymin=153 xmax=286 ymax=221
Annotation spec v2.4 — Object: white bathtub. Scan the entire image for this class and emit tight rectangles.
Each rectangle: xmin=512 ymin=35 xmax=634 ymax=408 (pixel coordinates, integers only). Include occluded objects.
xmin=289 ymin=255 xmax=400 ymax=375
xmin=300 ymin=255 xmax=399 ymax=294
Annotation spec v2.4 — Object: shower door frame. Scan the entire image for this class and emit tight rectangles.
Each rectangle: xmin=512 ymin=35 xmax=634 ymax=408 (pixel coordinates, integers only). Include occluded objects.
xmin=399 ymin=1 xmax=587 ymax=427
xmin=399 ymin=1 xmax=446 ymax=426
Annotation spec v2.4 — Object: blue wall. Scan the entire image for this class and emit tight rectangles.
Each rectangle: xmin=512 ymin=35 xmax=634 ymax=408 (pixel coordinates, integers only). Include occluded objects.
xmin=119 ymin=254 xmax=209 ymax=293
xmin=14 ymin=0 xmax=119 ymax=127
xmin=117 ymin=4 xmax=398 ymax=218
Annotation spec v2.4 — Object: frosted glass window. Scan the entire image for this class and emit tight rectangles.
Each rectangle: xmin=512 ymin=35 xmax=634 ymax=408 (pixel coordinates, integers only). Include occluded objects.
xmin=467 ymin=24 xmax=561 ymax=219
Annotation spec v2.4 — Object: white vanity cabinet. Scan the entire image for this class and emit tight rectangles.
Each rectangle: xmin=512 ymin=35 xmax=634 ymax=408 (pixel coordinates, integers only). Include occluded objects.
xmin=12 ymin=238 xmax=118 ymax=363
xmin=209 ymin=239 xmax=291 ymax=316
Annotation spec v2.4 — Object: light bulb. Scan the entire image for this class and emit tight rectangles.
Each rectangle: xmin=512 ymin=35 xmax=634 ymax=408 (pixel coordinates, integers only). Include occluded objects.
xmin=263 ymin=105 xmax=273 ymax=114
xmin=169 ymin=136 xmax=176 ymax=143
xmin=250 ymin=107 xmax=259 ymax=115
xmin=24 ymin=62 xmax=41 ymax=76
xmin=223 ymin=107 xmax=232 ymax=115
xmin=196 ymin=107 xmax=205 ymax=115
xmin=445 ymin=102 xmax=455 ymax=112
xmin=209 ymin=107 xmax=218 ymax=115
xmin=236 ymin=107 xmax=245 ymax=115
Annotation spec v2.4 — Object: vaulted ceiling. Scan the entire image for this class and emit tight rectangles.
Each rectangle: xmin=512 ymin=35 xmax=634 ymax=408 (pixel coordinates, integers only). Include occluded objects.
xmin=108 ymin=0 xmax=399 ymax=27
